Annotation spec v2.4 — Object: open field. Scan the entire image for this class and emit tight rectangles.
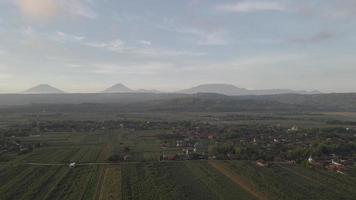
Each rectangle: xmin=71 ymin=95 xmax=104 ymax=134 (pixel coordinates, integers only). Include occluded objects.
xmin=0 ymin=110 xmax=356 ymax=200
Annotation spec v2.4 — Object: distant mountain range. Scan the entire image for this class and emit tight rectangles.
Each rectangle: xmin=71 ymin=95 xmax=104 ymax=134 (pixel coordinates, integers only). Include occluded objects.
xmin=22 ymin=84 xmax=64 ymax=94
xmin=178 ymin=84 xmax=320 ymax=96
xmin=1 ymin=92 xmax=356 ymax=112
xmin=0 ymin=84 xmax=355 ymax=111
xmin=20 ymin=83 xmax=320 ymax=96
xmin=102 ymin=83 xmax=160 ymax=93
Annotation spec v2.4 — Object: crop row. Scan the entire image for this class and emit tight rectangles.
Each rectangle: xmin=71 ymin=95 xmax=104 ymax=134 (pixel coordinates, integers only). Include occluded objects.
xmin=224 ymin=161 xmax=356 ymax=200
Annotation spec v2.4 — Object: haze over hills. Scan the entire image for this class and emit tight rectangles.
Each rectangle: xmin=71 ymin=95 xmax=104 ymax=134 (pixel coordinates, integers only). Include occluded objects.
xmin=0 ymin=83 xmax=355 ymax=111
xmin=1 ymin=92 xmax=356 ymax=112
xmin=18 ymin=83 xmax=320 ymax=95
xmin=178 ymin=84 xmax=251 ymax=95
xmin=102 ymin=83 xmax=134 ymax=93
xmin=22 ymin=84 xmax=64 ymax=94
xmin=102 ymin=83 xmax=161 ymax=93
xmin=178 ymin=84 xmax=320 ymax=96
xmin=136 ymin=89 xmax=161 ymax=93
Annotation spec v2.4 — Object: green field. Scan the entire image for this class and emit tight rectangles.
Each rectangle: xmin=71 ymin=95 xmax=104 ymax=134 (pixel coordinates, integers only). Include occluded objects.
xmin=1 ymin=110 xmax=356 ymax=200
xmin=0 ymin=129 xmax=355 ymax=200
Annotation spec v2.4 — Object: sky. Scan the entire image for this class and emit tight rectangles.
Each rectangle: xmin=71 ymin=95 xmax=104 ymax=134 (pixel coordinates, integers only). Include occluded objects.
xmin=0 ymin=0 xmax=356 ymax=93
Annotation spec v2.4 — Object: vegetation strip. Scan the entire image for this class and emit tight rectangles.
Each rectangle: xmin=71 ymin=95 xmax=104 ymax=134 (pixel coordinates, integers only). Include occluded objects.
xmin=209 ymin=161 xmax=267 ymax=200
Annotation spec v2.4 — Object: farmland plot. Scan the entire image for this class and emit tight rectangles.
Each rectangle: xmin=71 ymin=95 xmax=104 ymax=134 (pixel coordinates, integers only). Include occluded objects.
xmin=121 ymin=162 xmax=257 ymax=200
xmin=223 ymin=161 xmax=356 ymax=200
xmin=98 ymin=166 xmax=122 ymax=200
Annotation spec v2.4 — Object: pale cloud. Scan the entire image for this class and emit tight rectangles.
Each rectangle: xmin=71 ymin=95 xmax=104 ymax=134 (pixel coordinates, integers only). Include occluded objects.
xmin=175 ymin=27 xmax=228 ymax=45
xmin=61 ymin=0 xmax=98 ymax=19
xmin=87 ymin=62 xmax=175 ymax=75
xmin=21 ymin=27 xmax=85 ymax=44
xmin=230 ymin=54 xmax=305 ymax=69
xmin=23 ymin=26 xmax=35 ymax=36
xmin=132 ymin=48 xmax=206 ymax=57
xmin=85 ymin=39 xmax=205 ymax=57
xmin=217 ymin=1 xmax=287 ymax=13
xmin=17 ymin=0 xmax=97 ymax=19
xmin=321 ymin=1 xmax=356 ymax=19
xmin=156 ymin=19 xmax=229 ymax=46
xmin=288 ymin=31 xmax=336 ymax=44
xmin=49 ymin=31 xmax=85 ymax=43
xmin=66 ymin=63 xmax=84 ymax=68
xmin=85 ymin=39 xmax=125 ymax=52
xmin=196 ymin=31 xmax=228 ymax=46
xmin=137 ymin=40 xmax=152 ymax=45
xmin=216 ymin=0 xmax=356 ymax=19
xmin=179 ymin=53 xmax=305 ymax=72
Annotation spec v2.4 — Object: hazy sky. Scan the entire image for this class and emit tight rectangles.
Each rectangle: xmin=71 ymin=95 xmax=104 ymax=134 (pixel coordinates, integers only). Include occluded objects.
xmin=0 ymin=0 xmax=356 ymax=93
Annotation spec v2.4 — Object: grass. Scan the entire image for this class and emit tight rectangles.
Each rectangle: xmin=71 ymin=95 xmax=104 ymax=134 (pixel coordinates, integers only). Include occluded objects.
xmin=98 ymin=166 xmax=122 ymax=200
xmin=1 ymin=121 xmax=356 ymax=200
xmin=223 ymin=161 xmax=356 ymax=200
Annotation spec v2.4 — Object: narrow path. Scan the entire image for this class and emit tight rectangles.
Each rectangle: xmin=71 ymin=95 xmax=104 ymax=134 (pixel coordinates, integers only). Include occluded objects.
xmin=26 ymin=163 xmax=65 ymax=166
xmin=94 ymin=166 xmax=107 ymax=200
xmin=98 ymin=166 xmax=122 ymax=200
xmin=94 ymin=143 xmax=112 ymax=200
xmin=209 ymin=161 xmax=268 ymax=200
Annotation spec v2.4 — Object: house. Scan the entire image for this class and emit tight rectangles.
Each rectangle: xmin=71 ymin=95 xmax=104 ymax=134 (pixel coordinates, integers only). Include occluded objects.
xmin=160 ymin=143 xmax=168 ymax=149
xmin=176 ymin=140 xmax=183 ymax=147
xmin=123 ymin=155 xmax=130 ymax=161
xmin=209 ymin=155 xmax=217 ymax=160
xmin=193 ymin=142 xmax=203 ymax=153
xmin=69 ymin=162 xmax=76 ymax=168
xmin=287 ymin=126 xmax=299 ymax=132
xmin=332 ymin=159 xmax=343 ymax=167
xmin=256 ymin=160 xmax=268 ymax=167
xmin=164 ymin=155 xmax=177 ymax=160
xmin=326 ymin=159 xmax=346 ymax=173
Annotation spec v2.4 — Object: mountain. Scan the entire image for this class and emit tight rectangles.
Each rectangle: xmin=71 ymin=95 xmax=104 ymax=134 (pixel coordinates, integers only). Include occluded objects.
xmin=102 ymin=83 xmax=134 ymax=93
xmin=136 ymin=89 xmax=161 ymax=93
xmin=179 ymin=84 xmax=251 ymax=96
xmin=103 ymin=83 xmax=161 ymax=93
xmin=179 ymin=84 xmax=320 ymax=96
xmin=22 ymin=84 xmax=64 ymax=94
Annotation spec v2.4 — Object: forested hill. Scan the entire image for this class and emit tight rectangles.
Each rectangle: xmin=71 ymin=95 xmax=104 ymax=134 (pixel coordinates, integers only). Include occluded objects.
xmin=243 ymin=93 xmax=356 ymax=111
xmin=0 ymin=93 xmax=188 ymax=106
xmin=119 ymin=93 xmax=356 ymax=112
xmin=0 ymin=92 xmax=356 ymax=112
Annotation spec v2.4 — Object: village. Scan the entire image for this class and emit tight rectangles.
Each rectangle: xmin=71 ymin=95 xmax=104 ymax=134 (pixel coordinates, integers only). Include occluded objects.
xmin=158 ymin=124 xmax=356 ymax=175
xmin=1 ymin=119 xmax=356 ymax=175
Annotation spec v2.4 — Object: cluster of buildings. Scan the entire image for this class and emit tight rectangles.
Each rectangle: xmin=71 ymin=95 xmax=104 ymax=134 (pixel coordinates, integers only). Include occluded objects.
xmin=0 ymin=139 xmax=38 ymax=155
xmin=172 ymin=127 xmax=216 ymax=141
xmin=308 ymin=155 xmax=354 ymax=174
xmin=159 ymin=128 xmax=215 ymax=161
